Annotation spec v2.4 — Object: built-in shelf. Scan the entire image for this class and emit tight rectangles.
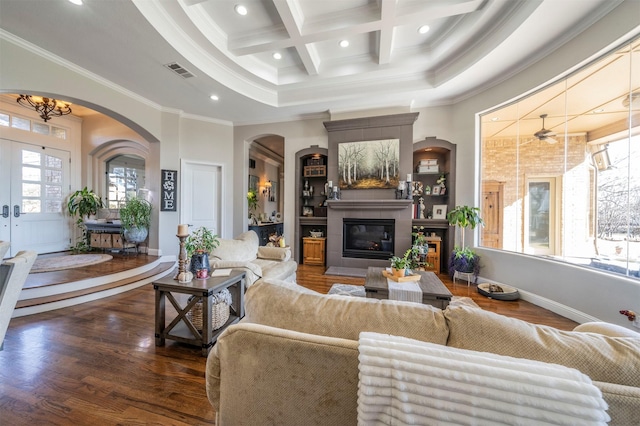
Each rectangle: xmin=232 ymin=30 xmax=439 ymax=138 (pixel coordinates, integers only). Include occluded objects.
xmin=412 ymin=219 xmax=450 ymax=229
xmin=326 ymin=199 xmax=412 ymax=210
xmin=299 ymin=217 xmax=327 ymax=226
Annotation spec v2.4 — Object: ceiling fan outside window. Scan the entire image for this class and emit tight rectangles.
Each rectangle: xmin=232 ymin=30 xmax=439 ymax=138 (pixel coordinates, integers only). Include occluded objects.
xmin=534 ymin=114 xmax=558 ymax=144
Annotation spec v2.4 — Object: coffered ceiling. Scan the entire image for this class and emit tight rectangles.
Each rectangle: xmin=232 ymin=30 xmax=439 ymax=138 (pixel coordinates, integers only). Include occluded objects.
xmin=0 ymin=0 xmax=635 ymax=129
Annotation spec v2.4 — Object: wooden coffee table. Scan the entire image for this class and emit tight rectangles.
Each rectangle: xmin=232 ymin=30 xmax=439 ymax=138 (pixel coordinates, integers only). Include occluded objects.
xmin=364 ymin=267 xmax=452 ymax=309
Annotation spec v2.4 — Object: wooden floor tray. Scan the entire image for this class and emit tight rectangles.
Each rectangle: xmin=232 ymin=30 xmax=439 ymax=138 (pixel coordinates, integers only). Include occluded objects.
xmin=382 ymin=270 xmax=421 ymax=282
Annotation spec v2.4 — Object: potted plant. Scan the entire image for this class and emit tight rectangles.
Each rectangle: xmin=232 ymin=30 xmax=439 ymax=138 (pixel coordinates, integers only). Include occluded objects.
xmin=185 ymin=226 xmax=219 ymax=278
xmin=446 ymin=205 xmax=484 ymax=281
xmin=68 ymin=187 xmax=104 ymax=221
xmin=247 ymin=189 xmax=258 ymax=219
xmin=67 ymin=187 xmax=104 ymax=252
xmin=389 ymin=247 xmax=419 ymax=277
xmin=119 ymin=197 xmax=152 ymax=245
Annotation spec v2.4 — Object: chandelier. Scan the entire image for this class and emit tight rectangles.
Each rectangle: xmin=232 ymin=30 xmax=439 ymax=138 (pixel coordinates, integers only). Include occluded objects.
xmin=17 ymin=94 xmax=72 ymax=122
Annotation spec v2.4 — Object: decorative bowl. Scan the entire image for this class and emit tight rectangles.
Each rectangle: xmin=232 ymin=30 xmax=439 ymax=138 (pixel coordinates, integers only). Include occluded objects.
xmin=310 ymin=231 xmax=323 ymax=238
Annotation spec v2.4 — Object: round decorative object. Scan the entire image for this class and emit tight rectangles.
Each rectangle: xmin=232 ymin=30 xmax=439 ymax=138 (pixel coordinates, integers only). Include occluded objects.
xmin=477 ymin=282 xmax=520 ymax=301
xmin=190 ymin=252 xmax=210 ymax=278
xmin=124 ymin=226 xmax=148 ymax=243
xmin=177 ymin=271 xmax=193 ymax=283
xmin=275 ymin=212 xmax=282 ymax=222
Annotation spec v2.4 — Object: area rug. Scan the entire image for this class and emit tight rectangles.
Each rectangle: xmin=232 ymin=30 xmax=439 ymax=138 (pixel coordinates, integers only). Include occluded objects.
xmin=30 ymin=253 xmax=113 ymax=273
xmin=324 ymin=266 xmax=367 ymax=278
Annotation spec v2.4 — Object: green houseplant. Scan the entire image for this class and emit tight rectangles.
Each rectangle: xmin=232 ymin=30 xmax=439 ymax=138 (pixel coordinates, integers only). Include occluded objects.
xmin=185 ymin=226 xmax=219 ymax=278
xmin=119 ymin=197 xmax=152 ymax=244
xmin=67 ymin=187 xmax=104 ymax=252
xmin=67 ymin=187 xmax=104 ymax=220
xmin=389 ymin=247 xmax=419 ymax=277
xmin=446 ymin=205 xmax=484 ymax=281
xmin=247 ymin=189 xmax=259 ymax=218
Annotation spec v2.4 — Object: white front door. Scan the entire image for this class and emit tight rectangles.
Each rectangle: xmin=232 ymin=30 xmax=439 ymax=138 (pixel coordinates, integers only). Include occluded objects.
xmin=181 ymin=160 xmax=223 ymax=237
xmin=1 ymin=139 xmax=71 ymax=257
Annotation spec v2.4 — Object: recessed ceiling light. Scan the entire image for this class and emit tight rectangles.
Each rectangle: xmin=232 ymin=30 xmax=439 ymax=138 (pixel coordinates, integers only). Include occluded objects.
xmin=418 ymin=25 xmax=430 ymax=34
xmin=339 ymin=40 xmax=349 ymax=48
xmin=235 ymin=4 xmax=248 ymax=15
xmin=593 ymin=108 xmax=605 ymax=113
xmin=491 ymin=117 xmax=499 ymax=121
xmin=272 ymin=52 xmax=282 ymax=60
xmin=210 ymin=95 xmax=219 ymax=101
xmin=68 ymin=0 xmax=83 ymax=5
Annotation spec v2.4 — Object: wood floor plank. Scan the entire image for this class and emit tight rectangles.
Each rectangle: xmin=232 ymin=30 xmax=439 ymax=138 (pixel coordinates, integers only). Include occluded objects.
xmin=0 ymin=258 xmax=579 ymax=424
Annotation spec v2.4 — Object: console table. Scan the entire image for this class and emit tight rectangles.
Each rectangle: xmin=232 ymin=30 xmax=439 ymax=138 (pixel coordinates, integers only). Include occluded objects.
xmin=84 ymin=222 xmax=137 ymax=253
xmin=248 ymin=222 xmax=284 ymax=246
xmin=154 ymin=269 xmax=245 ymax=356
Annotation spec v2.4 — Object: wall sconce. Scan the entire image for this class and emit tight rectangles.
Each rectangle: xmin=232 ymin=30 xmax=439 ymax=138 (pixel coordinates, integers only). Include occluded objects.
xmin=262 ymin=180 xmax=272 ymax=198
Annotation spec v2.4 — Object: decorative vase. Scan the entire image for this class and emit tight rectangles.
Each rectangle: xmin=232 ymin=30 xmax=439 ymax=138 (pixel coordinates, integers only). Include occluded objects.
xmin=123 ymin=226 xmax=148 ymax=244
xmin=190 ymin=252 xmax=210 ymax=279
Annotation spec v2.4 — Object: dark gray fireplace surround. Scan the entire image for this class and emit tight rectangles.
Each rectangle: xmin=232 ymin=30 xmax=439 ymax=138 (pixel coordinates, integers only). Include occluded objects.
xmin=323 ymin=113 xmax=418 ymax=269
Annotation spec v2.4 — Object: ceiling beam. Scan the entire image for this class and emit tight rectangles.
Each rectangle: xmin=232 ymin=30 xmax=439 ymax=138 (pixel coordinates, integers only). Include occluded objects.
xmin=378 ymin=0 xmax=398 ymax=65
xmin=273 ymin=0 xmax=319 ymax=76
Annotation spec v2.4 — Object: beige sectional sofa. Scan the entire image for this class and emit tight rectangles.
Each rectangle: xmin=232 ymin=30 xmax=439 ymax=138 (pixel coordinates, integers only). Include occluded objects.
xmin=208 ymin=231 xmax=297 ymax=288
xmin=206 ymin=279 xmax=640 ymax=425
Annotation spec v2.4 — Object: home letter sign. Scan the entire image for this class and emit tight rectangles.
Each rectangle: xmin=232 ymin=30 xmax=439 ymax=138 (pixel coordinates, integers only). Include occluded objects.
xmin=161 ymin=169 xmax=177 ymax=211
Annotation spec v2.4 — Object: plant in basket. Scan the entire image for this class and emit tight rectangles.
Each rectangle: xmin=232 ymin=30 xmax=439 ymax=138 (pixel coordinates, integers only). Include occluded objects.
xmin=185 ymin=226 xmax=219 ymax=279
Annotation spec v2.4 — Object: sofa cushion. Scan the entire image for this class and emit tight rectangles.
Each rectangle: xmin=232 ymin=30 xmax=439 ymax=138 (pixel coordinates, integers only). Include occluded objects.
xmin=244 ymin=279 xmax=449 ymax=345
xmin=254 ymin=258 xmax=297 ymax=281
xmin=445 ymin=305 xmax=640 ymax=388
xmin=210 ymin=231 xmax=258 ymax=262
xmin=574 ymin=321 xmax=640 ymax=338
xmin=257 ymin=246 xmax=291 ymax=261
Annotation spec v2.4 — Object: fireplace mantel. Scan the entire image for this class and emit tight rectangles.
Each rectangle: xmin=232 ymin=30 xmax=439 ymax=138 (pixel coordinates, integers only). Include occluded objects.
xmin=326 ymin=199 xmax=412 ymax=210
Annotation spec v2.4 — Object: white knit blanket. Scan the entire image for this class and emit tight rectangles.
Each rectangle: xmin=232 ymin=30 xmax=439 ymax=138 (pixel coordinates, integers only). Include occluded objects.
xmin=387 ymin=279 xmax=422 ymax=303
xmin=357 ymin=332 xmax=610 ymax=426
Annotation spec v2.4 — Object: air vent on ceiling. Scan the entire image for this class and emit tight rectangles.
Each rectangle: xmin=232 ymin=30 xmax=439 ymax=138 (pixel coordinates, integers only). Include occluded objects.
xmin=164 ymin=62 xmax=195 ymax=79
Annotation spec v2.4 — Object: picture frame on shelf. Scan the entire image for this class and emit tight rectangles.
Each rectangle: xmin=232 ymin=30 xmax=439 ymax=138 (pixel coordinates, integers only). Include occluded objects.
xmin=432 ymin=204 xmax=448 ymax=220
xmin=432 ymin=186 xmax=441 ymax=195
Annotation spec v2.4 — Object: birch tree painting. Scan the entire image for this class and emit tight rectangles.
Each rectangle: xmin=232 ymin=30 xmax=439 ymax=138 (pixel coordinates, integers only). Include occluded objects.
xmin=338 ymin=139 xmax=399 ymax=189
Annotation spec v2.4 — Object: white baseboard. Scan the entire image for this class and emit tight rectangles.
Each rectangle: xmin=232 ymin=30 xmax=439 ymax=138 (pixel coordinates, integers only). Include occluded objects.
xmin=475 ymin=275 xmax=600 ymax=325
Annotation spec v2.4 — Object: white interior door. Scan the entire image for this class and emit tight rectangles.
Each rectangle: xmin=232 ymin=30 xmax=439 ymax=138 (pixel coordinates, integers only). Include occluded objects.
xmin=181 ymin=160 xmax=222 ymax=237
xmin=0 ymin=140 xmax=11 ymax=255
xmin=1 ymin=139 xmax=70 ymax=257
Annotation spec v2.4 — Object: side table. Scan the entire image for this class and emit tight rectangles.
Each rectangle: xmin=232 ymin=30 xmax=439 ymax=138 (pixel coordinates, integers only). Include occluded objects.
xmin=154 ymin=269 xmax=245 ymax=356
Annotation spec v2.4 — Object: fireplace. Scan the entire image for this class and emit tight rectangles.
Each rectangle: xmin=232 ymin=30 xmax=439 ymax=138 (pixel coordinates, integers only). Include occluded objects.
xmin=343 ymin=218 xmax=395 ymax=260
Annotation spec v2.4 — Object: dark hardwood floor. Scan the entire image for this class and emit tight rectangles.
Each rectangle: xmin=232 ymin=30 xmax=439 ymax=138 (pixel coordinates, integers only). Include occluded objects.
xmin=0 ymin=259 xmax=578 ymax=425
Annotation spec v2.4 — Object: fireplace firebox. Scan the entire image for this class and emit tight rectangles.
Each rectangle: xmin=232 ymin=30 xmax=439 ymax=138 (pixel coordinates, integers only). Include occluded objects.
xmin=343 ymin=218 xmax=395 ymax=260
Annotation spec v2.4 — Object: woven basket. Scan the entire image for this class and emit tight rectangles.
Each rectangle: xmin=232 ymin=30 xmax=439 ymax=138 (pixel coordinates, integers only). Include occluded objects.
xmin=187 ymin=289 xmax=231 ymax=330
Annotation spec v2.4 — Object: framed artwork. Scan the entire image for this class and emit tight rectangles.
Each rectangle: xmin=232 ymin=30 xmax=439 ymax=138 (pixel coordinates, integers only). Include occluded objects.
xmin=432 ymin=186 xmax=441 ymax=195
xmin=337 ymin=139 xmax=399 ymax=189
xmin=161 ymin=169 xmax=177 ymax=211
xmin=249 ymin=175 xmax=259 ymax=192
xmin=432 ymin=204 xmax=448 ymax=220
xmin=269 ymin=181 xmax=277 ymax=203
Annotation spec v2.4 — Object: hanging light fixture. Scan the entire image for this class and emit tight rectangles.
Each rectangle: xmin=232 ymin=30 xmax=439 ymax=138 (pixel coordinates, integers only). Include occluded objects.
xmin=16 ymin=95 xmax=72 ymax=122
